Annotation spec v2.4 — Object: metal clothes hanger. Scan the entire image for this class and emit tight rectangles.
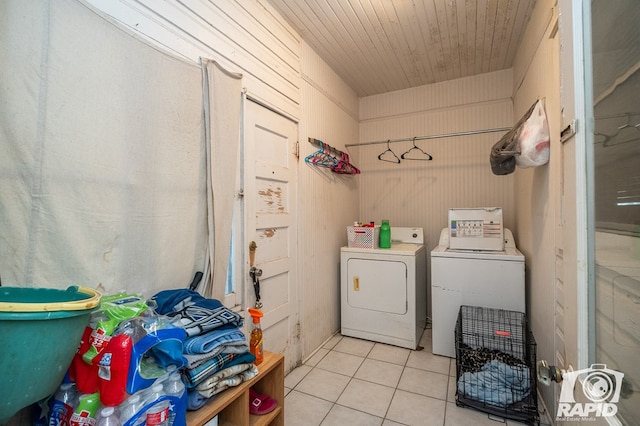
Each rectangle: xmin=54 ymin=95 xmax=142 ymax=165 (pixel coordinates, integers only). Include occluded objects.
xmin=401 ymin=137 xmax=433 ymax=160
xmin=377 ymin=140 xmax=401 ymax=163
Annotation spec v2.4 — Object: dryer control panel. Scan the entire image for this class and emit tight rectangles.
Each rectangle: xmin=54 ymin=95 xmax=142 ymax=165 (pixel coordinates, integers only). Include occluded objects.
xmin=391 ymin=227 xmax=424 ymax=244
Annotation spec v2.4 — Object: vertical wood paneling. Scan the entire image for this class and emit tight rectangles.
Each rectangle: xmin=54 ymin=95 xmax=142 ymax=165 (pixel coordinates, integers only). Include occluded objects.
xmin=300 ymin=40 xmax=359 ymax=119
xmin=269 ymin=0 xmax=536 ymax=96
xmin=298 ymin=41 xmax=359 ymax=359
xmin=360 ymin=68 xmax=513 ymax=121
xmin=511 ymin=0 xmax=560 ymax=417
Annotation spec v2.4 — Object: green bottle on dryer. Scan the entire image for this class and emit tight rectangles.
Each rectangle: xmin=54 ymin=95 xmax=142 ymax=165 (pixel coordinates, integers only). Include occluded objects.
xmin=379 ymin=219 xmax=391 ymax=248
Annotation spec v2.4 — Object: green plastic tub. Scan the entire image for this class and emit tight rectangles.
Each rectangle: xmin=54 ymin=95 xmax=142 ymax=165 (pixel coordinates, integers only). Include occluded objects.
xmin=0 ymin=286 xmax=101 ymax=424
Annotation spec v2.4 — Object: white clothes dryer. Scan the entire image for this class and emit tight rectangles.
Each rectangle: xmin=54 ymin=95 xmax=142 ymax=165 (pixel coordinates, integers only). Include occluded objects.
xmin=341 ymin=227 xmax=427 ymax=349
xmin=430 ymin=227 xmax=525 ymax=358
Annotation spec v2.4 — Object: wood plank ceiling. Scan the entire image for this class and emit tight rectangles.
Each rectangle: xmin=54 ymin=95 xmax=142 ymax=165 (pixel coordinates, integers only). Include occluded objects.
xmin=267 ymin=0 xmax=537 ymax=97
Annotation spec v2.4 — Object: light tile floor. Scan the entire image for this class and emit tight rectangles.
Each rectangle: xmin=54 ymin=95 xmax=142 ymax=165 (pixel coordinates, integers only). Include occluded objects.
xmin=284 ymin=328 xmax=551 ymax=426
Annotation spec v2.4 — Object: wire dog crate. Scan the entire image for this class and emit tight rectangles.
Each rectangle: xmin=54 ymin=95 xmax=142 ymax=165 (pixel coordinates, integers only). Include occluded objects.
xmin=455 ymin=305 xmax=539 ymax=425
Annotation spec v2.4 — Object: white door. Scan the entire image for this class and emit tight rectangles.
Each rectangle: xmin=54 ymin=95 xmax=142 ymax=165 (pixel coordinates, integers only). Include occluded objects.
xmin=244 ymin=99 xmax=300 ymax=370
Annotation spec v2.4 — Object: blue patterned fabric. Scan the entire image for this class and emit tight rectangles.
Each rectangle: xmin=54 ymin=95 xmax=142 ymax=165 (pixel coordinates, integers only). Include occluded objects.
xmin=151 ymin=289 xmax=243 ymax=337
xmin=184 ymin=351 xmax=256 ymax=388
xmin=183 ymin=327 xmax=247 ymax=355
xmin=457 ymin=359 xmax=530 ymax=407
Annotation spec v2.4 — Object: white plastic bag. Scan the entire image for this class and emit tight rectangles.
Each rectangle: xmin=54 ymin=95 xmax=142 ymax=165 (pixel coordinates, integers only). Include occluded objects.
xmin=516 ymin=100 xmax=550 ymax=168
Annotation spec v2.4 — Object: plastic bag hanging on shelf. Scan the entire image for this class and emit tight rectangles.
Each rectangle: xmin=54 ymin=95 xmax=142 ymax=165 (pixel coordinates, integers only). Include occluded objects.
xmin=490 ymin=101 xmax=537 ymax=175
xmin=516 ymin=99 xmax=550 ymax=168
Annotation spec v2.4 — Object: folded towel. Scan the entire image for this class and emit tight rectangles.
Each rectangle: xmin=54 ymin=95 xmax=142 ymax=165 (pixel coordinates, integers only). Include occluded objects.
xmin=184 ymin=353 xmax=237 ymax=388
xmin=183 ymin=327 xmax=247 ymax=355
xmin=187 ymin=389 xmax=211 ymax=410
xmin=186 ymin=378 xmax=254 ymax=411
xmin=195 ymin=363 xmax=255 ymax=392
xmin=457 ymin=359 xmax=530 ymax=407
xmin=196 ymin=364 xmax=259 ymax=398
xmin=152 ymin=289 xmax=244 ymax=337
xmin=153 ymin=289 xmax=214 ymax=314
xmin=184 ymin=351 xmax=256 ymax=388
xmin=184 ymin=341 xmax=249 ymax=368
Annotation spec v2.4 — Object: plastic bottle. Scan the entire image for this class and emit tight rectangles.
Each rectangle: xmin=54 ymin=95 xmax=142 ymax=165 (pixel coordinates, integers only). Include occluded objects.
xmin=143 ymin=383 xmax=170 ymax=426
xmin=163 ymin=367 xmax=185 ymax=424
xmin=69 ymin=392 xmax=100 ymax=426
xmin=163 ymin=367 xmax=185 ymax=398
xmin=113 ymin=317 xmax=147 ymax=344
xmin=379 ymin=219 xmax=391 ymax=248
xmin=82 ymin=311 xmax=113 ymax=363
xmin=118 ymin=393 xmax=144 ymax=426
xmin=247 ymin=308 xmax=264 ymax=365
xmin=96 ymin=406 xmax=120 ymax=426
xmin=48 ymin=382 xmax=78 ymax=426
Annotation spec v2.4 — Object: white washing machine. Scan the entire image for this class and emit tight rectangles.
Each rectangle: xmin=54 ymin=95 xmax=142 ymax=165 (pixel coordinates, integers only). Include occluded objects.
xmin=431 ymin=227 xmax=525 ymax=358
xmin=341 ymin=227 xmax=427 ymax=349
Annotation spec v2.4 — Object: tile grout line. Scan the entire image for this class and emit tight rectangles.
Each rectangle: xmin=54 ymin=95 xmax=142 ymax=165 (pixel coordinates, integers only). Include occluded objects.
xmin=380 ymin=345 xmax=411 ymax=423
xmin=287 ymin=329 xmax=466 ymax=425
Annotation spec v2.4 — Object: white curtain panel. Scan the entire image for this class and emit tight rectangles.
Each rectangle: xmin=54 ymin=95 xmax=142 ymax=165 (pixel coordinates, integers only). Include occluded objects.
xmin=200 ymin=60 xmax=243 ymax=300
xmin=0 ymin=0 xmax=208 ymax=295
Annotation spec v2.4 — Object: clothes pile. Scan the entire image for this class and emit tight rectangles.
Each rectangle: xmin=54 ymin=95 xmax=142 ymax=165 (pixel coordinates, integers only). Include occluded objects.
xmin=457 ymin=344 xmax=531 ymax=407
xmin=152 ymin=289 xmax=258 ymax=410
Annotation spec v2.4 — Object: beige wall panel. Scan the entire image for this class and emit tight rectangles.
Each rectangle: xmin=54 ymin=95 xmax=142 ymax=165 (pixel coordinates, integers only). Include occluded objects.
xmin=511 ymin=0 xmax=562 ymax=418
xmin=358 ymin=72 xmax=516 ymax=252
xmin=360 ymin=68 xmax=513 ymax=121
xmin=298 ymin=41 xmax=360 ymax=361
xmin=300 ymin=41 xmax=359 ymax=120
xmin=357 ymin=70 xmax=516 ymax=321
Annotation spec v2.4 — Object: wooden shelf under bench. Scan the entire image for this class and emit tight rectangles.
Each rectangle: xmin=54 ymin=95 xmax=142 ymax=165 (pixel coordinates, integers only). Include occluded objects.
xmin=186 ymin=351 xmax=285 ymax=426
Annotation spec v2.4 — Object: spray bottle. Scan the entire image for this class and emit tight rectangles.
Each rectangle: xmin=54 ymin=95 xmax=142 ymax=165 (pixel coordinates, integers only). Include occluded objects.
xmin=247 ymin=308 xmax=264 ymax=365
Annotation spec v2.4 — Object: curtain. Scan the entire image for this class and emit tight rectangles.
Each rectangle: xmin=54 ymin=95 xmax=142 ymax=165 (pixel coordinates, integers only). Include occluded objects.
xmin=0 ymin=0 xmax=207 ymax=295
xmin=200 ymin=60 xmax=243 ymax=300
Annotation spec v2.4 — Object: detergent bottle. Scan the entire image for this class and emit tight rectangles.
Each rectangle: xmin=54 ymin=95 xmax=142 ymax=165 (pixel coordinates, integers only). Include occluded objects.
xmin=379 ymin=219 xmax=391 ymax=248
xmin=248 ymin=308 xmax=264 ymax=365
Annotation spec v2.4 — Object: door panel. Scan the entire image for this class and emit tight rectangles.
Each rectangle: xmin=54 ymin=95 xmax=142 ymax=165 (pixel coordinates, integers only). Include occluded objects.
xmin=244 ymin=99 xmax=299 ymax=369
